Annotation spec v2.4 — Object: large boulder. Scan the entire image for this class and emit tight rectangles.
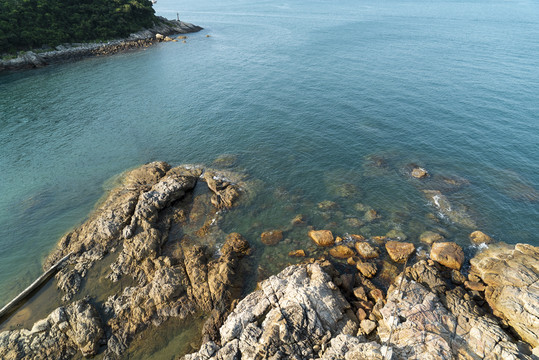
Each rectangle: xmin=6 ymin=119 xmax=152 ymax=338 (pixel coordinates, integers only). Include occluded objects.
xmin=469 ymin=243 xmax=539 ymax=348
xmin=385 ymin=241 xmax=415 ymax=263
xmin=330 ymin=245 xmax=356 ymax=259
xmin=355 ymin=241 xmax=380 ymax=259
xmin=469 ymin=230 xmax=494 ymax=245
xmin=430 ymin=242 xmax=465 ymax=270
xmin=309 ymin=230 xmax=335 ymax=247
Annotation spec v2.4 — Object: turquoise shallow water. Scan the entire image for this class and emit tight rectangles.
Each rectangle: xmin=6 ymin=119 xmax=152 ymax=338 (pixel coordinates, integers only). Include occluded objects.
xmin=0 ymin=0 xmax=538 ymax=310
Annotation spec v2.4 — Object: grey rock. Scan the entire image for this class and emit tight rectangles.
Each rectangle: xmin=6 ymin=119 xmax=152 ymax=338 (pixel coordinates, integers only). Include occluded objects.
xmin=378 ymin=273 xmax=531 ymax=360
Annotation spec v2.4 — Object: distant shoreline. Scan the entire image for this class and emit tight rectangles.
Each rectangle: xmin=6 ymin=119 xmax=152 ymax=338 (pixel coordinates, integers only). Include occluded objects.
xmin=0 ymin=17 xmax=202 ymax=73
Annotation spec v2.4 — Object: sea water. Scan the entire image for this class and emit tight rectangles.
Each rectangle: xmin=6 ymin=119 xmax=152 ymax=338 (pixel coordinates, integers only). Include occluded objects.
xmin=0 ymin=0 xmax=538 ymax=338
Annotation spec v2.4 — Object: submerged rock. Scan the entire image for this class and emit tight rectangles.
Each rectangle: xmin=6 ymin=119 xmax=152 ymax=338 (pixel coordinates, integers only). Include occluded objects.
xmin=411 ymin=167 xmax=429 ymax=178
xmin=422 ymin=190 xmax=477 ymax=228
xmin=419 ymin=230 xmax=444 ymax=245
xmin=260 ymin=230 xmax=283 ymax=245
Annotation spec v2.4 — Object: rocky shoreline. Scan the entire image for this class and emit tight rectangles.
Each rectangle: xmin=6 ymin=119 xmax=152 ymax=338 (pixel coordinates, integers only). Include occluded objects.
xmin=0 ymin=161 xmax=537 ymax=360
xmin=0 ymin=17 xmax=202 ymax=72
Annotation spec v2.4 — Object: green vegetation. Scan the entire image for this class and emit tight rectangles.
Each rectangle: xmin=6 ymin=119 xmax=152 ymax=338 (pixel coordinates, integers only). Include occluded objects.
xmin=0 ymin=0 xmax=156 ymax=54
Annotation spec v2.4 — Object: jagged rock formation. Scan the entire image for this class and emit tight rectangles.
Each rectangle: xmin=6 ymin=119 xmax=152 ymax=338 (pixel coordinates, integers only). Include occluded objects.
xmin=182 ymin=262 xmax=362 ymax=360
xmin=1 ymin=161 xmax=252 ymax=359
xmin=184 ymin=249 xmax=538 ymax=360
xmin=469 ymin=243 xmax=539 ymax=349
xmin=0 ymin=299 xmax=103 ymax=359
xmin=378 ymin=260 xmax=531 ymax=360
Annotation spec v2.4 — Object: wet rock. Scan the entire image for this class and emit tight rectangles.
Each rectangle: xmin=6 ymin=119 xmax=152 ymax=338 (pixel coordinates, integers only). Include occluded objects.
xmin=348 ymin=234 xmax=366 ymax=241
xmin=419 ymin=230 xmax=444 ymax=245
xmin=309 ymin=230 xmax=335 ymax=247
xmin=470 ymin=230 xmax=494 ymax=245
xmin=203 ymin=171 xmax=241 ymax=209
xmin=183 ymin=263 xmax=358 ymax=360
xmin=354 ymin=241 xmax=380 ymax=259
xmin=0 ymin=299 xmax=104 ymax=359
xmin=378 ymin=274 xmax=532 ymax=360
xmin=430 ymin=242 xmax=465 ymax=270
xmin=356 ymin=261 xmax=377 ymax=278
xmin=260 ymin=230 xmax=283 ymax=245
xmin=411 ymin=167 xmax=429 ymax=178
xmin=288 ymin=249 xmax=306 ymax=257
xmin=469 ymin=243 xmax=539 ymax=347
xmin=329 ymin=245 xmax=356 ymax=259
xmin=385 ymin=241 xmax=415 ymax=263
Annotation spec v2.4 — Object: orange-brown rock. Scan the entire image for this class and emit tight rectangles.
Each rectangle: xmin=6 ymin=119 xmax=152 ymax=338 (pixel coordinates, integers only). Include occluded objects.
xmin=430 ymin=242 xmax=465 ymax=270
xmin=329 ymin=245 xmax=355 ymax=259
xmin=469 ymin=231 xmax=493 ymax=245
xmin=261 ymin=230 xmax=283 ymax=245
xmin=288 ymin=249 xmax=306 ymax=257
xmin=349 ymin=234 xmax=366 ymax=241
xmin=464 ymin=280 xmax=486 ymax=292
xmin=355 ymin=241 xmax=380 ymax=259
xmin=385 ymin=241 xmax=415 ymax=263
xmin=357 ymin=308 xmax=368 ymax=321
xmin=353 ymin=286 xmax=368 ymax=301
xmin=356 ymin=261 xmax=377 ymax=278
xmin=308 ymin=230 xmax=335 ymax=247
xmin=411 ymin=167 xmax=428 ymax=178
xmin=369 ymin=288 xmax=384 ymax=303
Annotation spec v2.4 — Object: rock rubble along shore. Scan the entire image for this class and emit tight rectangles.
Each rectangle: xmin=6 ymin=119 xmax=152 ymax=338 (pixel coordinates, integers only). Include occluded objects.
xmin=0 ymin=161 xmax=252 ymax=359
xmin=185 ymin=243 xmax=539 ymax=360
xmin=1 ymin=161 xmax=538 ymax=360
xmin=0 ymin=17 xmax=202 ymax=72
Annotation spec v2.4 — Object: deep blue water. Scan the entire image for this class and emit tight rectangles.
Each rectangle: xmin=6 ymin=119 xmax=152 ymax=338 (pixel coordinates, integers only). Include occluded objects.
xmin=0 ymin=0 xmax=538 ymax=307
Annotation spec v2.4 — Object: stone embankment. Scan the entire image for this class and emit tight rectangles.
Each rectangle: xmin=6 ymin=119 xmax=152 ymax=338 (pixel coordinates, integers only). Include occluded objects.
xmin=0 ymin=17 xmax=202 ymax=72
